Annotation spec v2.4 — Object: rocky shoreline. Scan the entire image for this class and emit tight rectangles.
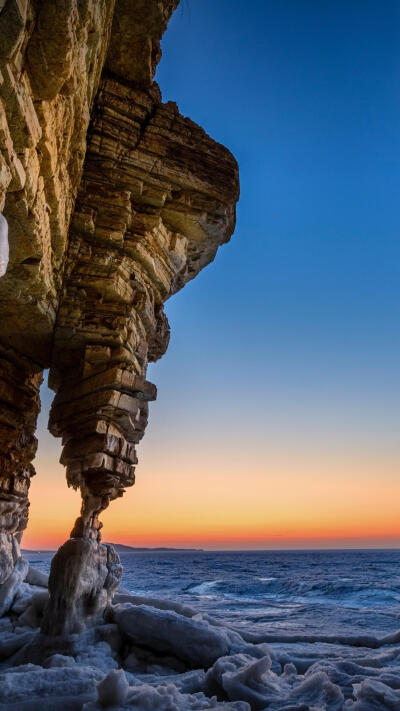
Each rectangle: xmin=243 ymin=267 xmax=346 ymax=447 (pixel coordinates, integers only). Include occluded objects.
xmin=1 ymin=551 xmax=400 ymax=710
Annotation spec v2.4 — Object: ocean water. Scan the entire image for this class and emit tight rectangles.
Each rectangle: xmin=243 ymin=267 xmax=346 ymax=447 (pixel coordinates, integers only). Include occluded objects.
xmin=27 ymin=548 xmax=400 ymax=641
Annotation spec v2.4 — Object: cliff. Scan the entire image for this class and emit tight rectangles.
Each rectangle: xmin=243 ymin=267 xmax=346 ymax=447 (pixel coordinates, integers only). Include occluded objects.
xmin=0 ymin=0 xmax=238 ymax=634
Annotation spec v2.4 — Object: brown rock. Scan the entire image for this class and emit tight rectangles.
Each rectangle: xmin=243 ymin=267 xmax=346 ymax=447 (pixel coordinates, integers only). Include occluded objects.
xmin=0 ymin=0 xmax=239 ymax=634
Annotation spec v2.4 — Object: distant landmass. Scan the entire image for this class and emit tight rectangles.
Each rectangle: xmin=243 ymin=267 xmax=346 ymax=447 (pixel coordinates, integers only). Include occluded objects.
xmin=109 ymin=543 xmax=203 ymax=553
xmin=22 ymin=544 xmax=203 ymax=554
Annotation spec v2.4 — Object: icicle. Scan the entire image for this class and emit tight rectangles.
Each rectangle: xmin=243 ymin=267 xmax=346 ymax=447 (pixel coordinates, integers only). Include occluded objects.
xmin=0 ymin=214 xmax=9 ymax=278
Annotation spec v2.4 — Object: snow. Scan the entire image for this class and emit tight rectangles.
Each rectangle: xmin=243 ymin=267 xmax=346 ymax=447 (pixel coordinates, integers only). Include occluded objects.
xmin=1 ymin=579 xmax=400 ymax=710
xmin=76 ymin=641 xmax=119 ymax=674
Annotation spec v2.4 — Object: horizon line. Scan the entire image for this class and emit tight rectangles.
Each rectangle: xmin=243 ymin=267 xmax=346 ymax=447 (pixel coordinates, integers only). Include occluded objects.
xmin=23 ymin=544 xmax=400 ymax=553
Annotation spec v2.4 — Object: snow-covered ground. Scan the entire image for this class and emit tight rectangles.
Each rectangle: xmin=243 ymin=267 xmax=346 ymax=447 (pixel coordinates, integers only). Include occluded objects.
xmin=1 ymin=561 xmax=400 ymax=710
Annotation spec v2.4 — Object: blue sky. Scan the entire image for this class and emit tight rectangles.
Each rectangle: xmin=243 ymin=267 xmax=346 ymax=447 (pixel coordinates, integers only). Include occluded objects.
xmin=30 ymin=1 xmax=400 ymax=548
xmin=151 ymin=0 xmax=400 ymax=454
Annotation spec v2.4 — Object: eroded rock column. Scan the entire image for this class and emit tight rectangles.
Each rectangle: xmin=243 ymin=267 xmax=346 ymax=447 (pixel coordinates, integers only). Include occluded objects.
xmin=43 ymin=70 xmax=238 ymax=633
xmin=0 ymin=346 xmax=41 ymax=614
xmin=0 ymin=0 xmax=118 ymax=604
xmin=0 ymin=0 xmax=238 ymax=634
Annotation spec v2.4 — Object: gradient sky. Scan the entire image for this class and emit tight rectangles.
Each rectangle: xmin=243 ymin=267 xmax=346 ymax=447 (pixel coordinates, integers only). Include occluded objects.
xmin=25 ymin=0 xmax=400 ymax=550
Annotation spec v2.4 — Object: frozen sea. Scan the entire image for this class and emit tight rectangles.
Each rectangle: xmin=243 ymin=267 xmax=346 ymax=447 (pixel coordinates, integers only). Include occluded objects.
xmin=4 ymin=547 xmax=399 ymax=709
xmin=27 ymin=548 xmax=400 ymax=641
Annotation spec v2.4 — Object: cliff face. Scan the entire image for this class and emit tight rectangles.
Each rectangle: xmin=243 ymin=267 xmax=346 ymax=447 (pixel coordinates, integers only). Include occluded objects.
xmin=0 ymin=0 xmax=239 ymax=632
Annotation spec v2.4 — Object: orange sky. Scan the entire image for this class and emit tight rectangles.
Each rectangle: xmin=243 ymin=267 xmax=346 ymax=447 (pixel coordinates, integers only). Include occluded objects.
xmin=24 ymin=409 xmax=400 ymax=550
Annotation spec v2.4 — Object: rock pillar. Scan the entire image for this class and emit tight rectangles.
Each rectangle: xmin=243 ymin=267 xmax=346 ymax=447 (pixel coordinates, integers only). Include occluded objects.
xmin=0 ymin=346 xmax=41 ymax=612
xmin=0 ymin=0 xmax=239 ymax=635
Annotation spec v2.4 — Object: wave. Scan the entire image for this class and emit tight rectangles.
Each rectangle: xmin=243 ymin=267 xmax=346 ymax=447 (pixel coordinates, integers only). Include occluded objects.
xmin=183 ymin=580 xmax=221 ymax=595
xmin=183 ymin=575 xmax=400 ymax=608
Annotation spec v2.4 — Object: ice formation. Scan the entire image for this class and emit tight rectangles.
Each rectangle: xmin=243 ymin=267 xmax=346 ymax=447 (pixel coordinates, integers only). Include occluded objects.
xmin=0 ymin=215 xmax=8 ymax=278
xmin=0 ymin=578 xmax=400 ymax=710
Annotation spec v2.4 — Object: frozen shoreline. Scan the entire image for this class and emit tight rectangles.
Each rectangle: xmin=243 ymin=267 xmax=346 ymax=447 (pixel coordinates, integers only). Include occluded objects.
xmin=1 ymin=563 xmax=400 ymax=710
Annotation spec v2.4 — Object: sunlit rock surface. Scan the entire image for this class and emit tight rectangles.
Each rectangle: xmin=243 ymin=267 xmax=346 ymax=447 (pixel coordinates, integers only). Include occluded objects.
xmin=0 ymin=0 xmax=238 ymax=637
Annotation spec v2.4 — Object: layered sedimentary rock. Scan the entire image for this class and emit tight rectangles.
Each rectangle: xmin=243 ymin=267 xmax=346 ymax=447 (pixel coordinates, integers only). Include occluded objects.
xmin=0 ymin=0 xmax=239 ymax=633
xmin=0 ymin=347 xmax=41 ymax=589
xmin=0 ymin=0 xmax=117 ymax=600
xmin=0 ymin=0 xmax=116 ymax=362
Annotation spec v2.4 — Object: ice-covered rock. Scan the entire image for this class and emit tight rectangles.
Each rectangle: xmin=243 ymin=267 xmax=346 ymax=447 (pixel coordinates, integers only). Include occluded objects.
xmin=42 ymin=539 xmax=122 ymax=636
xmin=114 ymin=603 xmax=243 ymax=669
xmin=0 ymin=557 xmax=28 ymax=616
xmin=0 ymin=214 xmax=8 ymax=277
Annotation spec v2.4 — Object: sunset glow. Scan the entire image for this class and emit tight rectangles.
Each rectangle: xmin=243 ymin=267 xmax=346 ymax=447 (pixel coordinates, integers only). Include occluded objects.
xmin=25 ymin=390 xmax=400 ymax=550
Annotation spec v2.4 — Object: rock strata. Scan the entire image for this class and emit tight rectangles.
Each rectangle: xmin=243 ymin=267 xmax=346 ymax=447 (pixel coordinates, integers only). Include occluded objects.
xmin=0 ymin=0 xmax=239 ymax=634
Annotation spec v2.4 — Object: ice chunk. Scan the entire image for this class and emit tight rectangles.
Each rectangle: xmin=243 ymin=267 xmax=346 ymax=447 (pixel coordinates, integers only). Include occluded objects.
xmin=205 ymin=650 xmax=344 ymax=711
xmin=97 ymin=669 xmax=129 ymax=707
xmin=84 ymin=677 xmax=251 ymax=710
xmin=0 ymin=630 xmax=36 ymax=662
xmin=25 ymin=566 xmax=49 ymax=588
xmin=11 ymin=582 xmax=47 ymax=615
xmin=206 ymin=652 xmax=283 ymax=709
xmin=268 ymin=670 xmax=344 ymax=710
xmin=43 ymin=654 xmax=76 ymax=668
xmin=114 ymin=603 xmax=243 ymax=668
xmin=0 ymin=665 xmax=103 ymax=705
xmin=113 ymin=593 xmax=203 ymax=620
xmin=349 ymin=678 xmax=400 ymax=710
xmin=0 ymin=213 xmax=8 ymax=277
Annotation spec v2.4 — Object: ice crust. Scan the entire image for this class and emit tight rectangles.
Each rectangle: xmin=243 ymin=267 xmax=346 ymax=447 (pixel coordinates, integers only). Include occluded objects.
xmin=0 ymin=214 xmax=8 ymax=278
xmin=1 ymin=581 xmax=400 ymax=709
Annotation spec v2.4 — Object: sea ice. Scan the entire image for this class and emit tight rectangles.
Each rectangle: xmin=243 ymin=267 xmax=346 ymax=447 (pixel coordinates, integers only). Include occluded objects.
xmin=348 ymin=678 xmax=400 ymax=710
xmin=114 ymin=602 xmax=243 ymax=668
xmin=25 ymin=566 xmax=49 ymax=588
xmin=1 ymin=579 xmax=400 ymax=710
xmin=83 ymin=669 xmax=251 ymax=710
xmin=0 ymin=664 xmax=103 ymax=707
